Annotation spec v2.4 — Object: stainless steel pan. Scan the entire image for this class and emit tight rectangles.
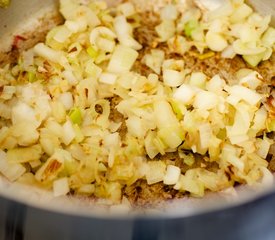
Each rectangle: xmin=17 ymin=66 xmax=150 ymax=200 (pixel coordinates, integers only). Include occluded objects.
xmin=0 ymin=1 xmax=274 ymax=239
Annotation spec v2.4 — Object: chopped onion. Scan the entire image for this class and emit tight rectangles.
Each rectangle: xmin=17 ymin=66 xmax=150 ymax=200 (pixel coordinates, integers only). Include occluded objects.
xmin=117 ymin=2 xmax=135 ymax=17
xmin=221 ymin=45 xmax=236 ymax=59
xmin=163 ymin=165 xmax=181 ymax=185
xmin=189 ymin=72 xmax=207 ymax=89
xmin=90 ymin=26 xmax=116 ymax=52
xmin=99 ymin=72 xmax=117 ymax=85
xmin=33 ymin=43 xmax=62 ymax=63
xmin=199 ymin=123 xmax=212 ymax=149
xmin=0 ymin=86 xmax=16 ymax=100
xmin=0 ymin=150 xmax=26 ymax=182
xmin=126 ymin=116 xmax=145 ymax=138
xmin=228 ymin=85 xmax=262 ymax=106
xmin=206 ymin=75 xmax=225 ymax=93
xmin=206 ymin=31 xmax=228 ymax=52
xmin=163 ymin=69 xmax=184 ymax=87
xmin=53 ymin=26 xmax=72 ymax=43
xmin=69 ymin=107 xmax=82 ymax=125
xmin=160 ymin=4 xmax=178 ymax=20
xmin=114 ymin=16 xmax=142 ymax=50
xmin=7 ymin=145 xmax=42 ymax=163
xmin=261 ymin=27 xmax=275 ymax=47
xmin=173 ymin=84 xmax=196 ymax=105
xmin=59 ymin=92 xmax=74 ymax=110
xmin=155 ymin=20 xmax=176 ymax=42
xmin=142 ymin=50 xmax=165 ymax=74
xmin=62 ymin=120 xmax=76 ymax=145
xmin=193 ymin=91 xmax=218 ymax=110
xmin=53 ymin=177 xmax=70 ymax=197
xmin=11 ymin=102 xmax=38 ymax=126
xmin=144 ymin=131 xmax=159 ymax=159
xmin=146 ymin=161 xmax=166 ymax=185
xmin=229 ymin=3 xmax=253 ymax=23
xmin=107 ymin=45 xmax=138 ymax=73
xmin=221 ymin=144 xmax=244 ymax=172
xmin=233 ymin=40 xmax=266 ymax=55
xmin=256 ymin=137 xmax=272 ymax=159
xmin=239 ymin=71 xmax=262 ymax=89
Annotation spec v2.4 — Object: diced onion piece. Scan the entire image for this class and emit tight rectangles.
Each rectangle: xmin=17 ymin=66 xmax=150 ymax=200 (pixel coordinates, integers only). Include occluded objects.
xmin=242 ymin=53 xmax=265 ymax=67
xmin=33 ymin=43 xmax=62 ymax=63
xmin=0 ymin=150 xmax=26 ymax=182
xmin=0 ymin=86 xmax=16 ymax=100
xmin=11 ymin=122 xmax=39 ymax=146
xmin=146 ymin=161 xmax=166 ymax=185
xmin=184 ymin=19 xmax=199 ymax=37
xmin=233 ymin=40 xmax=266 ymax=55
xmin=228 ymin=85 xmax=262 ymax=105
xmin=239 ymin=71 xmax=262 ymax=89
xmin=69 ymin=107 xmax=82 ymax=125
xmin=145 ymin=131 xmax=159 ymax=159
xmin=199 ymin=123 xmax=212 ymax=149
xmin=63 ymin=70 xmax=77 ymax=85
xmin=181 ymin=170 xmax=204 ymax=196
xmin=114 ymin=16 xmax=142 ymax=50
xmin=104 ymin=132 xmax=120 ymax=148
xmin=173 ymin=84 xmax=196 ymax=105
xmin=226 ymin=104 xmax=251 ymax=143
xmin=85 ymin=60 xmax=102 ymax=78
xmin=65 ymin=19 xmax=87 ymax=33
xmin=53 ymin=26 xmax=72 ymax=43
xmin=168 ymin=35 xmax=191 ymax=55
xmin=193 ymin=91 xmax=218 ymax=110
xmin=154 ymin=100 xmax=179 ymax=129
xmin=160 ymin=4 xmax=178 ymax=20
xmin=99 ymin=72 xmax=117 ymax=85
xmin=256 ymin=137 xmax=272 ymax=159
xmin=107 ymin=45 xmax=138 ymax=73
xmin=221 ymin=144 xmax=244 ymax=172
xmin=206 ymin=75 xmax=225 ymax=93
xmin=7 ymin=145 xmax=42 ymax=163
xmin=158 ymin=126 xmax=184 ymax=149
xmin=206 ymin=31 xmax=228 ymax=52
xmin=59 ymin=92 xmax=74 ymax=110
xmin=142 ymin=50 xmax=165 ymax=74
xmin=163 ymin=165 xmax=181 ymax=185
xmin=261 ymin=27 xmax=275 ymax=47
xmin=126 ymin=116 xmax=145 ymax=138
xmin=239 ymin=24 xmax=258 ymax=43
xmin=206 ymin=1 xmax=233 ymax=20
xmin=252 ymin=106 xmax=267 ymax=132
xmin=117 ymin=2 xmax=135 ymax=17
xmin=229 ymin=4 xmax=253 ymax=23
xmin=35 ymin=149 xmax=67 ymax=182
xmin=155 ymin=20 xmax=176 ymax=42
xmin=163 ymin=69 xmax=184 ymax=87
xmin=221 ymin=45 xmax=236 ymax=59
xmin=90 ymin=27 xmax=116 ymax=52
xmin=62 ymin=120 xmax=76 ymax=145
xmin=53 ymin=177 xmax=70 ymax=197
xmin=189 ymin=72 xmax=207 ymax=89
xmin=11 ymin=102 xmax=37 ymax=126
xmin=259 ymin=167 xmax=274 ymax=187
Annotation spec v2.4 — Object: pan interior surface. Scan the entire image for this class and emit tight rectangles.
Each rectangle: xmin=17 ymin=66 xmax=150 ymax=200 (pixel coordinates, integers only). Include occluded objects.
xmin=0 ymin=0 xmax=274 ymax=218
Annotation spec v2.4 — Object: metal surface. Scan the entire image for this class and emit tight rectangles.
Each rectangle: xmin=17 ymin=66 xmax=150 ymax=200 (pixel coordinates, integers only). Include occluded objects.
xmin=1 ymin=191 xmax=275 ymax=240
xmin=0 ymin=0 xmax=274 ymax=223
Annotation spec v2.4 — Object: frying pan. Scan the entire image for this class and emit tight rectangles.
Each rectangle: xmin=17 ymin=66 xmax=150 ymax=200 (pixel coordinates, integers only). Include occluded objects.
xmin=0 ymin=0 xmax=274 ymax=239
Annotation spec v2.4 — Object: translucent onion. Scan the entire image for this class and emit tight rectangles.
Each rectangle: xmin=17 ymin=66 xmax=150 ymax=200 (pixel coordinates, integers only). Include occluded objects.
xmin=163 ymin=165 xmax=181 ymax=185
xmin=107 ymin=45 xmax=138 ymax=73
xmin=0 ymin=150 xmax=26 ymax=182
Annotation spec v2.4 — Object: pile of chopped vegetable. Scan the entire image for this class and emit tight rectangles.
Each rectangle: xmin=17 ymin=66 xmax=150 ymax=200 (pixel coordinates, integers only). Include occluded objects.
xmin=0 ymin=0 xmax=274 ymax=203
